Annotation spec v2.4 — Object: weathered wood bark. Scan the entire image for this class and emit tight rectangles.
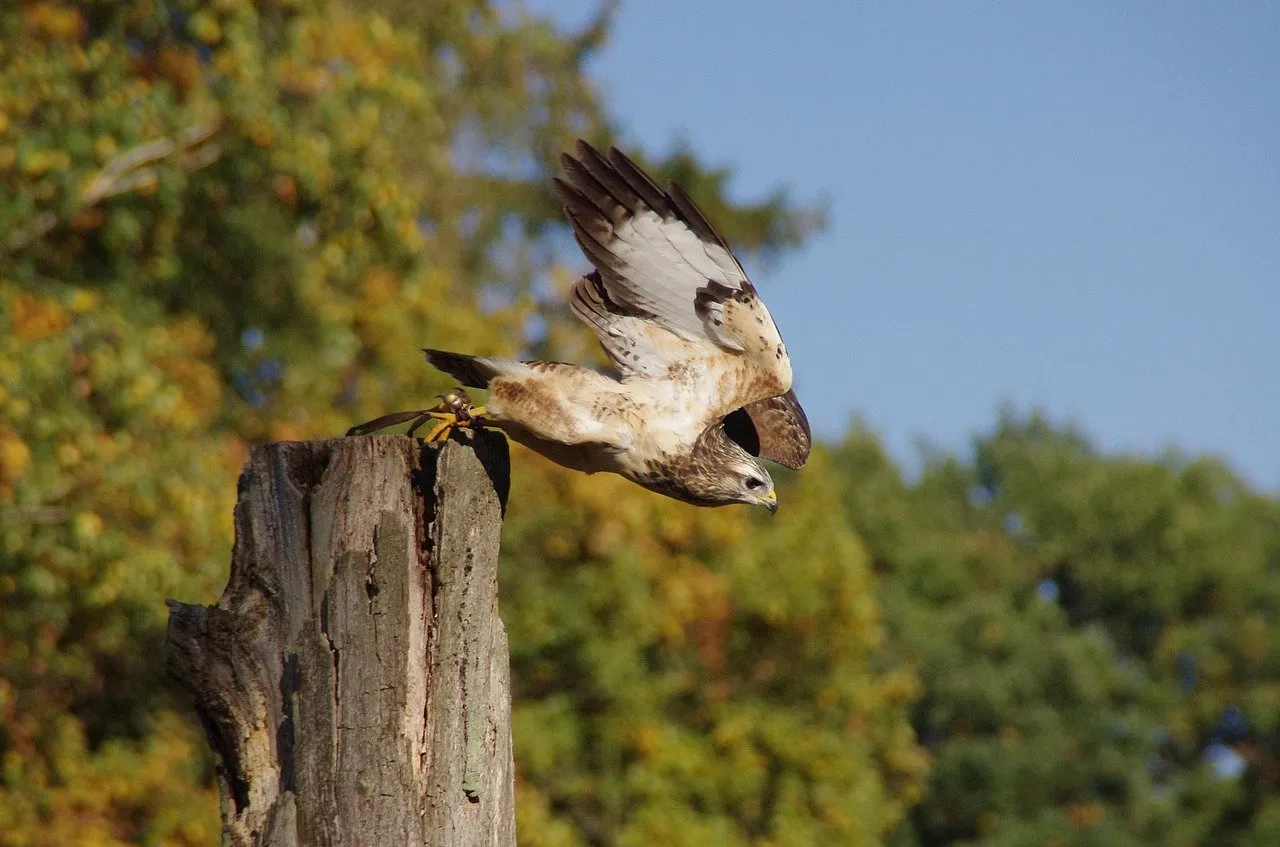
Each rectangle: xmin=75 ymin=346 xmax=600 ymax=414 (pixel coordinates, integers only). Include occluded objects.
xmin=165 ymin=432 xmax=514 ymax=847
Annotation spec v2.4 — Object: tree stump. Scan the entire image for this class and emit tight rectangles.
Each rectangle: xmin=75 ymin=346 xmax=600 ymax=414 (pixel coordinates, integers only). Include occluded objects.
xmin=164 ymin=432 xmax=515 ymax=847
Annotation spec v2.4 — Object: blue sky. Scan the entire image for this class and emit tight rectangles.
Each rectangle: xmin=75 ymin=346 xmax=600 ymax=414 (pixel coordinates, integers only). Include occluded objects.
xmin=527 ymin=0 xmax=1279 ymax=489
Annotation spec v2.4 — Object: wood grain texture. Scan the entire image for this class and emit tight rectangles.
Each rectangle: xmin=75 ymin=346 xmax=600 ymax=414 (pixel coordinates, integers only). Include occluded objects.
xmin=165 ymin=431 xmax=513 ymax=847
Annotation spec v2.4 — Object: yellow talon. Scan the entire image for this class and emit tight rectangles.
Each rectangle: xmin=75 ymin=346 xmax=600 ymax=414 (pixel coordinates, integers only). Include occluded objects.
xmin=422 ymin=414 xmax=457 ymax=443
xmin=345 ymin=391 xmax=487 ymax=440
xmin=410 ymin=392 xmax=488 ymax=443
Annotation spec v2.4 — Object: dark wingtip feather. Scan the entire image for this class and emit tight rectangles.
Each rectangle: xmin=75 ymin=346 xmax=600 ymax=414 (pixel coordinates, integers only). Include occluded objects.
xmin=733 ymin=389 xmax=812 ymax=470
xmin=550 ymin=176 xmax=581 ymax=208
xmin=604 ymin=145 xmax=671 ymax=215
xmin=423 ymin=348 xmax=500 ymax=389
xmin=666 ymin=180 xmax=732 ymax=252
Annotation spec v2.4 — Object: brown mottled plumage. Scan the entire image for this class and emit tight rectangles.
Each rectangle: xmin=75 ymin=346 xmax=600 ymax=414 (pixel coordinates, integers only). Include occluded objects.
xmin=424 ymin=141 xmax=812 ymax=511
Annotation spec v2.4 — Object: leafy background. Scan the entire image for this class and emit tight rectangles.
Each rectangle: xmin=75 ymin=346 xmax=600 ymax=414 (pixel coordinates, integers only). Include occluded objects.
xmin=1 ymin=2 xmax=1277 ymax=845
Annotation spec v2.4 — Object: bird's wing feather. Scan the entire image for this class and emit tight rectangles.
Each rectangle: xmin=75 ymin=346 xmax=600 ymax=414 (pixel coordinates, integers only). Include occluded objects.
xmin=569 ymin=271 xmax=712 ymax=379
xmin=555 ymin=141 xmax=796 ymax=425
xmin=725 ymin=389 xmax=812 ymax=470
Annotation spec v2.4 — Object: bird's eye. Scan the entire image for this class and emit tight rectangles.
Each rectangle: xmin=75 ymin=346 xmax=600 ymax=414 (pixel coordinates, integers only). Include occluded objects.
xmin=745 ymin=477 xmax=764 ymax=490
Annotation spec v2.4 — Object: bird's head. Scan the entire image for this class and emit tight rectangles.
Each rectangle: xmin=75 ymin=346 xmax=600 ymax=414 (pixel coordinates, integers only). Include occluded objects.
xmin=678 ymin=426 xmax=780 ymax=513
xmin=732 ymin=458 xmax=778 ymax=513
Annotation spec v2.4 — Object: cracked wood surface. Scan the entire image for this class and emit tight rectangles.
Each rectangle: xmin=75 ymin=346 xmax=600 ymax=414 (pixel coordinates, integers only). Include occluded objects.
xmin=165 ymin=432 xmax=514 ymax=846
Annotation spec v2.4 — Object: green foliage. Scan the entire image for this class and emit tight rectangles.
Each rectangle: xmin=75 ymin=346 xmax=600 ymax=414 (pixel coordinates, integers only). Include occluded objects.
xmin=4 ymin=2 xmax=1277 ymax=845
xmin=2 ymin=1 xmax=901 ymax=845
xmin=0 ymin=283 xmax=237 ymax=845
xmin=503 ymin=450 xmax=926 ymax=846
xmin=834 ymin=413 xmax=1280 ymax=846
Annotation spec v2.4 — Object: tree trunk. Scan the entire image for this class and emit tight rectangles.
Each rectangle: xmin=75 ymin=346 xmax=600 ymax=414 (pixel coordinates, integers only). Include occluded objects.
xmin=164 ymin=431 xmax=515 ymax=847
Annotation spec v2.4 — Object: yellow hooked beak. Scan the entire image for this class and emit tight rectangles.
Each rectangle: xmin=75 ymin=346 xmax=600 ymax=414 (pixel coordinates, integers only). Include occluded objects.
xmin=763 ymin=489 xmax=778 ymax=514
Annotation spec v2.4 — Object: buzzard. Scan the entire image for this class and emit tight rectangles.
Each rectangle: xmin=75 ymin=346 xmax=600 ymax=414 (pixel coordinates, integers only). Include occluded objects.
xmin=349 ymin=141 xmax=811 ymax=512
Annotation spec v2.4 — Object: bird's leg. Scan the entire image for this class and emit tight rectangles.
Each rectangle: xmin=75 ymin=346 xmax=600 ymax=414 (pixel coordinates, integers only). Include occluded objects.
xmin=416 ymin=389 xmax=489 ymax=444
xmin=345 ymin=391 xmax=488 ymax=440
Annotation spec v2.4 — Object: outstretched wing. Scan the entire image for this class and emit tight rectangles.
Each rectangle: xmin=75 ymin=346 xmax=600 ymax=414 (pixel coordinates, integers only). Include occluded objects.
xmin=568 ymin=270 xmax=693 ymax=379
xmin=725 ymin=389 xmax=812 ymax=470
xmin=554 ymin=140 xmax=794 ymax=422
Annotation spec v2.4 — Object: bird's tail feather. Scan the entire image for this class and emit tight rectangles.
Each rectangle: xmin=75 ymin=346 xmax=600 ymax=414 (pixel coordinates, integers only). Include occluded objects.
xmin=423 ymin=349 xmax=516 ymax=388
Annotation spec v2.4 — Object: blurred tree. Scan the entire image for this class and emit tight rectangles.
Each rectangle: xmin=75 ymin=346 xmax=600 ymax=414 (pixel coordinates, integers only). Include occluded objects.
xmin=6 ymin=2 xmax=1279 ymax=845
xmin=503 ymin=449 xmax=927 ymax=847
xmin=0 ymin=284 xmax=234 ymax=845
xmin=833 ymin=412 xmax=1280 ymax=846
xmin=2 ymin=2 xmax=922 ymax=846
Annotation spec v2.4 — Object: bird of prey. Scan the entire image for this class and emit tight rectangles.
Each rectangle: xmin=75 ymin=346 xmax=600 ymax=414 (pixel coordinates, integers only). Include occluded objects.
xmin=349 ymin=140 xmax=810 ymax=512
